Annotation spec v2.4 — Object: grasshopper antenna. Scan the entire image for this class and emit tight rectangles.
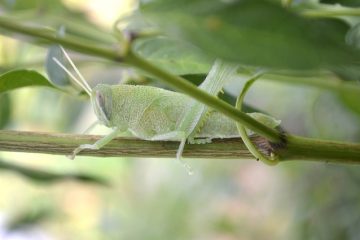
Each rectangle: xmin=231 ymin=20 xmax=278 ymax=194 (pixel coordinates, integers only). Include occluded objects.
xmin=52 ymin=57 xmax=92 ymax=96
xmin=52 ymin=46 xmax=92 ymax=96
xmin=59 ymin=46 xmax=93 ymax=93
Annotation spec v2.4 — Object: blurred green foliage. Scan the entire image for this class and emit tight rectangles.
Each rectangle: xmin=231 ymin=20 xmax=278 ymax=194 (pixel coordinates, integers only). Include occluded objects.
xmin=0 ymin=69 xmax=54 ymax=93
xmin=142 ymin=0 xmax=358 ymax=70
xmin=0 ymin=0 xmax=360 ymax=239
xmin=0 ymin=159 xmax=109 ymax=185
xmin=0 ymin=93 xmax=11 ymax=128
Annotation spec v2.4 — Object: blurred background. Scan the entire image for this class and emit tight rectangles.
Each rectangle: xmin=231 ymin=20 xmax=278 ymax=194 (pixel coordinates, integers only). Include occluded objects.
xmin=1 ymin=0 xmax=360 ymax=239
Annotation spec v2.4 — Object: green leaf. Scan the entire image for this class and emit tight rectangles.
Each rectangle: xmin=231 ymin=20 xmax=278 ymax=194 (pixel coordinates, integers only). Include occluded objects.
xmin=0 ymin=93 xmax=11 ymax=128
xmin=0 ymin=69 xmax=54 ymax=93
xmin=0 ymin=159 xmax=109 ymax=186
xmin=5 ymin=202 xmax=58 ymax=232
xmin=6 ymin=206 xmax=53 ymax=231
xmin=142 ymin=0 xmax=359 ymax=70
xmin=181 ymin=74 xmax=206 ymax=86
xmin=133 ymin=36 xmax=213 ymax=75
xmin=338 ymin=91 xmax=360 ymax=116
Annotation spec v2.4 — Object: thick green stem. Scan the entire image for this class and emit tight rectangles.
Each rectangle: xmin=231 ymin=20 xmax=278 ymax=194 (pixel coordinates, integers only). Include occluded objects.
xmin=302 ymin=8 xmax=360 ymax=18
xmin=0 ymin=17 xmax=119 ymax=60
xmin=279 ymin=135 xmax=360 ymax=163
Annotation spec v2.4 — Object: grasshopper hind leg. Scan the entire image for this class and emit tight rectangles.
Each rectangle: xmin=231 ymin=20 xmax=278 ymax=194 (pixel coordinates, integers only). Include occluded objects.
xmin=150 ymin=131 xmax=193 ymax=175
xmin=176 ymin=138 xmax=193 ymax=175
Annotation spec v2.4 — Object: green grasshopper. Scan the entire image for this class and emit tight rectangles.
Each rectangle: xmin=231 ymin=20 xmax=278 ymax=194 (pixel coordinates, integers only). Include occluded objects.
xmin=53 ymin=47 xmax=280 ymax=170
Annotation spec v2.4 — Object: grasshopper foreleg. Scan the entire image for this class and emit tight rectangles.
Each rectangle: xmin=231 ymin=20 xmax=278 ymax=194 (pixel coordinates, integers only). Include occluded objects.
xmin=68 ymin=127 xmax=121 ymax=160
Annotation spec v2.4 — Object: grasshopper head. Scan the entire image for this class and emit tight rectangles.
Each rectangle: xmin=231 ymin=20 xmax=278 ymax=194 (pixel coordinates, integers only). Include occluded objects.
xmin=92 ymin=84 xmax=113 ymax=127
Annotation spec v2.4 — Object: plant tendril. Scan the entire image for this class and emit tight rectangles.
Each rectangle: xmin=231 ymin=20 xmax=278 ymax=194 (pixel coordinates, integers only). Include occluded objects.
xmin=235 ymin=71 xmax=279 ymax=166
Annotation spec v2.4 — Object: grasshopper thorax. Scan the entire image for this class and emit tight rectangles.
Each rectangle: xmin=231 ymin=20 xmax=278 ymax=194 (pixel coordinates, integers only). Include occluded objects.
xmin=92 ymin=84 xmax=113 ymax=127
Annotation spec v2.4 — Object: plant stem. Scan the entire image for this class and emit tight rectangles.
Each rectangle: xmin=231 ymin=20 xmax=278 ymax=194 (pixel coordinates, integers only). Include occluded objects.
xmin=279 ymin=135 xmax=360 ymax=163
xmin=0 ymin=17 xmax=281 ymax=142
xmin=1 ymin=130 xmax=360 ymax=163
xmin=235 ymin=71 xmax=278 ymax=165
xmin=0 ymin=130 xmax=253 ymax=159
xmin=302 ymin=8 xmax=360 ymax=18
xmin=0 ymin=17 xmax=119 ymax=60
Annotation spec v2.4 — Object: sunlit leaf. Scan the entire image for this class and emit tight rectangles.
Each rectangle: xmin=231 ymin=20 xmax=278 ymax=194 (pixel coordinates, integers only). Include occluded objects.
xmin=0 ymin=69 xmax=54 ymax=93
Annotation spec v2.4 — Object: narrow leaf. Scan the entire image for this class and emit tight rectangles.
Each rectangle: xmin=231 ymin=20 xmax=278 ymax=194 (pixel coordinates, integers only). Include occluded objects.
xmin=0 ymin=159 xmax=109 ymax=186
xmin=6 ymin=207 xmax=53 ymax=231
xmin=0 ymin=93 xmax=11 ymax=128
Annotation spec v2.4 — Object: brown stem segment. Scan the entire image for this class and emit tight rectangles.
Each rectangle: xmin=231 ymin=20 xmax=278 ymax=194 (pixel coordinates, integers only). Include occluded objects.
xmin=1 ymin=131 xmax=360 ymax=163
xmin=0 ymin=130 xmax=253 ymax=159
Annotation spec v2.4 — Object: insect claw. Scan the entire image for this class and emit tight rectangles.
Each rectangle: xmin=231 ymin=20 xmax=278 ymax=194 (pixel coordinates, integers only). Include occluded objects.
xmin=176 ymin=139 xmax=194 ymax=175
xmin=67 ymin=146 xmax=84 ymax=160
xmin=67 ymin=153 xmax=76 ymax=160
xmin=182 ymin=161 xmax=194 ymax=176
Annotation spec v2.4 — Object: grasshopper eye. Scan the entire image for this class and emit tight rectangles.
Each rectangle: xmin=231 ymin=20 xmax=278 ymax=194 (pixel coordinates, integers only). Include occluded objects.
xmin=95 ymin=91 xmax=112 ymax=123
